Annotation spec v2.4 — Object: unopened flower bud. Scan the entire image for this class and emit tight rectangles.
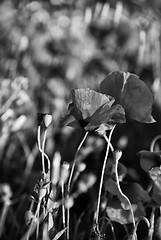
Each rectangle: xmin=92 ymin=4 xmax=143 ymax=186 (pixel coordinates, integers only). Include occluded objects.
xmin=44 ymin=114 xmax=52 ymax=127
xmin=38 ymin=188 xmax=46 ymax=201
xmin=37 ymin=113 xmax=52 ymax=127
xmin=114 ymin=150 xmax=122 ymax=161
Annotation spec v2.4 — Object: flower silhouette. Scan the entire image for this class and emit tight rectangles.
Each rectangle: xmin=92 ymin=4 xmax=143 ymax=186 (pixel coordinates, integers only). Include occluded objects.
xmin=100 ymin=71 xmax=155 ymax=123
xmin=64 ymin=88 xmax=126 ymax=133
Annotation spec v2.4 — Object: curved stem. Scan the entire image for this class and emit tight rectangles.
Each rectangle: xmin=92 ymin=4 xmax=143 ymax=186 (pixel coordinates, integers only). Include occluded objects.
xmin=37 ymin=126 xmax=45 ymax=173
xmin=104 ymin=135 xmax=114 ymax=152
xmin=133 ymin=216 xmax=150 ymax=238
xmin=95 ymin=126 xmax=115 ymax=227
xmin=114 ymin=153 xmax=136 ymax=230
xmin=99 ymin=217 xmax=116 ymax=240
xmin=41 ymin=129 xmax=47 ymax=173
xmin=66 ymin=131 xmax=89 ymax=240
xmin=37 ymin=126 xmax=51 ymax=174
xmin=150 ymin=135 xmax=161 ymax=152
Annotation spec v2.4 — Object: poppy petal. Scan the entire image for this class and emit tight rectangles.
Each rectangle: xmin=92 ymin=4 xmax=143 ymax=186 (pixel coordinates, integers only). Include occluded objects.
xmin=100 ymin=71 xmax=155 ymax=123
xmin=85 ymin=103 xmax=126 ymax=131
xmin=71 ymin=88 xmax=114 ymax=119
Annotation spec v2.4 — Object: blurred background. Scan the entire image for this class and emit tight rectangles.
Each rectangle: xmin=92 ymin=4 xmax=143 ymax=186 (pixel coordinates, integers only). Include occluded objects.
xmin=1 ymin=0 xmax=161 ymax=239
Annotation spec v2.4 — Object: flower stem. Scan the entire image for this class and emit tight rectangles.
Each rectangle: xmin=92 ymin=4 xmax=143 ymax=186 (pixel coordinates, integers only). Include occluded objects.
xmin=41 ymin=129 xmax=47 ymax=173
xmin=104 ymin=134 xmax=114 ymax=152
xmin=37 ymin=125 xmax=45 ymax=173
xmin=0 ymin=201 xmax=10 ymax=238
xmin=66 ymin=131 xmax=89 ymax=240
xmin=114 ymin=151 xmax=136 ymax=230
xmin=61 ymin=180 xmax=66 ymax=229
xmin=150 ymin=135 xmax=161 ymax=152
xmin=37 ymin=126 xmax=50 ymax=174
xmin=148 ymin=207 xmax=155 ymax=240
xmin=94 ymin=126 xmax=115 ymax=227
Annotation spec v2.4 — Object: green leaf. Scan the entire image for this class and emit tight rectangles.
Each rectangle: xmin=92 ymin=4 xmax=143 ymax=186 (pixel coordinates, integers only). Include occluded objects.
xmin=121 ymin=182 xmax=150 ymax=203
xmin=105 ymin=159 xmax=130 ymax=210
xmin=106 ymin=197 xmax=145 ymax=225
xmin=100 ymin=71 xmax=155 ymax=123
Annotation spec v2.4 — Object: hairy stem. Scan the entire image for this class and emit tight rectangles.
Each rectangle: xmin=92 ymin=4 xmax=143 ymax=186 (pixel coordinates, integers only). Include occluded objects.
xmin=95 ymin=126 xmax=115 ymax=227
xmin=37 ymin=126 xmax=50 ymax=174
xmin=66 ymin=131 xmax=89 ymax=240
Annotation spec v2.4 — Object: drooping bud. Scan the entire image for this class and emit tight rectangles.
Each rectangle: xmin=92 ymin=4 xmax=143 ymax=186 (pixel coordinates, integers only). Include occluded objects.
xmin=44 ymin=114 xmax=52 ymax=127
xmin=114 ymin=150 xmax=122 ymax=162
xmin=37 ymin=113 xmax=52 ymax=127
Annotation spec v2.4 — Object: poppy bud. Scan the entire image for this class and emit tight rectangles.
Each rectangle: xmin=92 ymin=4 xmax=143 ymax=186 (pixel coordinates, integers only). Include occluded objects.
xmin=114 ymin=150 xmax=122 ymax=161
xmin=44 ymin=114 xmax=52 ymax=127
xmin=37 ymin=113 xmax=52 ymax=127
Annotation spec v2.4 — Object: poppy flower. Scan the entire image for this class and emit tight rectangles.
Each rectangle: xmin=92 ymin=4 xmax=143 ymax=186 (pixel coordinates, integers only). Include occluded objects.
xmin=100 ymin=71 xmax=155 ymax=123
xmin=63 ymin=88 xmax=126 ymax=133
